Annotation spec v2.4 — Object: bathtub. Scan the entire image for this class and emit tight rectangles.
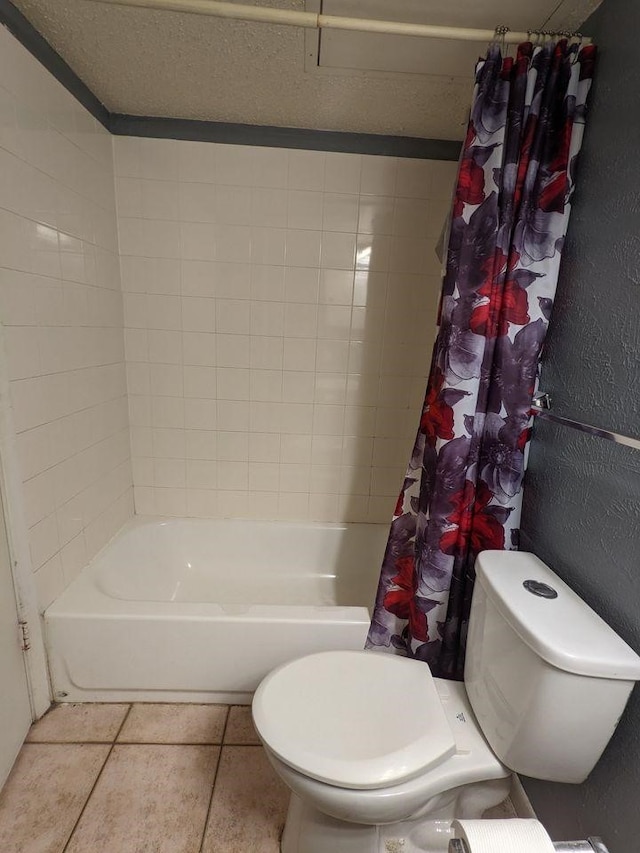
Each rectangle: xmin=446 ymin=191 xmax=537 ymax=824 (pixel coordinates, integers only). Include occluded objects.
xmin=45 ymin=517 xmax=388 ymax=703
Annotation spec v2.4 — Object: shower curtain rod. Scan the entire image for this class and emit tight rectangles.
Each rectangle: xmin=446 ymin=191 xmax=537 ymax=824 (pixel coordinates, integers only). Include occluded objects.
xmin=86 ymin=0 xmax=592 ymax=45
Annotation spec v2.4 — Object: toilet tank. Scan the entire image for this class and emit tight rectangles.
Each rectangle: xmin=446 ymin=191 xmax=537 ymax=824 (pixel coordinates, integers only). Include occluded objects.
xmin=464 ymin=551 xmax=640 ymax=784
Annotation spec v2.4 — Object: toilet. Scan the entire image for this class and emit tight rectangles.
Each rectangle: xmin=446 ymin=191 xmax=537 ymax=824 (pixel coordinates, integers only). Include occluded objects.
xmin=252 ymin=551 xmax=640 ymax=853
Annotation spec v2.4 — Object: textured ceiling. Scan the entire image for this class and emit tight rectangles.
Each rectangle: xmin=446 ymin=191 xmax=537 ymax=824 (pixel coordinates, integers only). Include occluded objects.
xmin=11 ymin=0 xmax=602 ymax=140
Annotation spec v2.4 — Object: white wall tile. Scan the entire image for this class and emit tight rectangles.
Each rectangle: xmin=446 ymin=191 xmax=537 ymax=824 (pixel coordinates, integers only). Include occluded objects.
xmin=184 ymin=398 xmax=217 ymax=431
xmin=287 ymin=150 xmax=325 ymax=191
xmin=251 ymin=188 xmax=287 ymax=228
xmin=179 ymin=182 xmax=217 ymax=222
xmin=212 ymin=262 xmax=251 ymax=299
xmin=115 ymin=135 xmax=454 ymax=522
xmin=33 ymin=553 xmax=65 ymax=611
xmin=183 ymin=365 xmax=216 ymax=399
xmin=141 ymin=179 xmax=179 ymax=221
xmin=250 ymin=264 xmax=285 ymax=302
xmin=216 ymin=186 xmax=253 ymax=225
xmin=148 ymin=329 xmax=182 ymax=363
xmin=317 ymin=305 xmax=351 ymax=340
xmin=323 ymin=194 xmax=359 ymax=233
xmin=283 ymin=338 xmax=316 ymax=372
xmin=1 ymin=25 xmax=133 ymax=606
xmin=285 ymin=229 xmax=322 ymax=268
xmin=185 ymin=429 xmax=216 ymax=460
xmin=181 ymin=259 xmax=217 ymax=297
xmin=316 ymin=340 xmax=349 ymax=373
xmin=321 ymin=232 xmax=356 ymax=269
xmin=250 ymin=227 xmax=286 ymax=266
xmin=177 ymin=140 xmax=217 ymax=183
xmin=325 ymin=152 xmax=361 ymax=194
xmin=282 ymin=371 xmax=315 ymax=404
xmin=154 ymin=486 xmax=187 ymax=516
xmin=216 ymin=299 xmax=251 ymax=334
xmin=186 ymin=460 xmax=218 ymax=489
xmin=250 ymin=147 xmax=289 ymax=189
xmin=146 ymin=294 xmax=181 ymax=329
xmin=216 ymin=400 xmax=250 ymax=432
xmin=319 ymin=269 xmax=353 ymax=305
xmin=248 ymin=337 xmax=282 ymax=372
xmin=180 ymin=221 xmax=217 ymax=261
xmin=249 ymin=432 xmax=281 ymax=463
xmin=360 ymin=155 xmax=397 ymax=196
xmin=214 ymin=145 xmax=255 ymax=186
xmin=182 ymin=332 xmax=216 ymax=367
xmin=216 ymin=333 xmax=250 ymax=367
xmin=217 ymin=431 xmax=249 ymax=462
xmin=150 ymin=363 xmax=183 ymax=397
xmin=215 ymin=225 xmax=252 ymax=264
xmin=186 ymin=488 xmax=218 ymax=517
xmin=287 ymin=190 xmax=324 ymax=231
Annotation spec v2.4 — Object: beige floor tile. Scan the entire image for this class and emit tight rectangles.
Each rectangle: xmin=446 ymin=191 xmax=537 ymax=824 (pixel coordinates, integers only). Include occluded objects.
xmin=0 ymin=743 xmax=109 ymax=853
xmin=201 ymin=746 xmax=289 ymax=853
xmin=224 ymin=705 xmax=261 ymax=745
xmin=117 ymin=703 xmax=228 ymax=744
xmin=65 ymin=744 xmax=219 ymax=853
xmin=26 ymin=703 xmax=130 ymax=743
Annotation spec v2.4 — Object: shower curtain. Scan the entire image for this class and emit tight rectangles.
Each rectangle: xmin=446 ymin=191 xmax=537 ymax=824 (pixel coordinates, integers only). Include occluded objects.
xmin=366 ymin=39 xmax=597 ymax=679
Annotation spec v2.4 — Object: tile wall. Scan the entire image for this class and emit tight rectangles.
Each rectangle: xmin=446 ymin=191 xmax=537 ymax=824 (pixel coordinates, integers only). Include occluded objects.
xmin=114 ymin=137 xmax=457 ymax=522
xmin=0 ymin=29 xmax=133 ymax=610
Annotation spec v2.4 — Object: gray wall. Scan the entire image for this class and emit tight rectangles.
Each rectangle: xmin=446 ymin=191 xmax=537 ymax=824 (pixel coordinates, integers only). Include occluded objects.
xmin=519 ymin=1 xmax=640 ymax=850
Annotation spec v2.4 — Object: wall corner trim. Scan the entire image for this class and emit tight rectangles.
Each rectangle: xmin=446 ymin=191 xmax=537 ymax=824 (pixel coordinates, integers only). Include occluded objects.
xmin=109 ymin=113 xmax=462 ymax=160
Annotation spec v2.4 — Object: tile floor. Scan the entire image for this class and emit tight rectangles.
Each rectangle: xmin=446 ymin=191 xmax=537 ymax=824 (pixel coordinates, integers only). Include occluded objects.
xmin=0 ymin=703 xmax=517 ymax=853
xmin=0 ymin=703 xmax=289 ymax=853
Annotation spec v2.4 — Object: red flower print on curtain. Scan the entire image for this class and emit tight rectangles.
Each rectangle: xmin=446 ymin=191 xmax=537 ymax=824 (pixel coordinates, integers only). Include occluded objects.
xmin=367 ymin=39 xmax=597 ymax=679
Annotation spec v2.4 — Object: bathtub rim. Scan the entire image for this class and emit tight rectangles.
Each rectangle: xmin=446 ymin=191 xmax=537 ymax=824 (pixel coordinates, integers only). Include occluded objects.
xmin=46 ymin=514 xmax=383 ymax=621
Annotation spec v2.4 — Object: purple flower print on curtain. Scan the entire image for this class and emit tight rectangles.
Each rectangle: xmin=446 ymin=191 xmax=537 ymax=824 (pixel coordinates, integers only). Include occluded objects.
xmin=366 ymin=39 xmax=597 ymax=680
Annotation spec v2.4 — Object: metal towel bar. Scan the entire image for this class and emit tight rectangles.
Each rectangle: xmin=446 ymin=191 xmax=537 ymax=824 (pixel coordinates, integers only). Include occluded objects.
xmin=530 ymin=393 xmax=640 ymax=452
xmin=449 ymin=837 xmax=609 ymax=853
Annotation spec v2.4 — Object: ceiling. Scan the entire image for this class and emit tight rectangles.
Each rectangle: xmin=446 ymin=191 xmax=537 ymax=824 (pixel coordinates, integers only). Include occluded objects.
xmin=12 ymin=0 xmax=603 ymax=140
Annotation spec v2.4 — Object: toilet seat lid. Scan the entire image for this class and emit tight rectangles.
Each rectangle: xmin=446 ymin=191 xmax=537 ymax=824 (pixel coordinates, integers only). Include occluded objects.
xmin=252 ymin=650 xmax=456 ymax=790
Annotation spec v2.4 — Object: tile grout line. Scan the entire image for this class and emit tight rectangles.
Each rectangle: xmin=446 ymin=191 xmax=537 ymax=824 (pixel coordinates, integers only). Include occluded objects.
xmin=60 ymin=704 xmax=133 ymax=853
xmin=28 ymin=739 xmax=260 ymax=746
xmin=197 ymin=704 xmax=231 ymax=853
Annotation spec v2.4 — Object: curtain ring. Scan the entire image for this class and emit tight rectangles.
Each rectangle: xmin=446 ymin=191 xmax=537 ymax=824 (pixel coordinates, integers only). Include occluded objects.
xmin=568 ymin=31 xmax=584 ymax=62
xmin=493 ymin=24 xmax=509 ymax=52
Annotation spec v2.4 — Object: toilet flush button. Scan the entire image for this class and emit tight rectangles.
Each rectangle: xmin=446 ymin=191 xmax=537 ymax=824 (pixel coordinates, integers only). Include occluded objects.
xmin=523 ymin=579 xmax=558 ymax=599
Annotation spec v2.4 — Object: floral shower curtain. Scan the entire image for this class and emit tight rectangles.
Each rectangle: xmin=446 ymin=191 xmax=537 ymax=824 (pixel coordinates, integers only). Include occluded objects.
xmin=366 ymin=39 xmax=597 ymax=680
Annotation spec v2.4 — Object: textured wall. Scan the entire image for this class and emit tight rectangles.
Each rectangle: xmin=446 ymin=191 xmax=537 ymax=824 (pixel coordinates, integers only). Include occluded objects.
xmin=519 ymin=1 xmax=640 ymax=850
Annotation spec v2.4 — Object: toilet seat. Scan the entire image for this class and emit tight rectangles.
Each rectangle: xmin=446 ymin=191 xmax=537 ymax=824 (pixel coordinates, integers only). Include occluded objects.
xmin=252 ymin=650 xmax=456 ymax=790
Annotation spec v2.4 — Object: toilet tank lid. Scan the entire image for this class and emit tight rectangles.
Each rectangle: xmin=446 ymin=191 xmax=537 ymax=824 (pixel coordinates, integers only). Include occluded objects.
xmin=475 ymin=551 xmax=640 ymax=681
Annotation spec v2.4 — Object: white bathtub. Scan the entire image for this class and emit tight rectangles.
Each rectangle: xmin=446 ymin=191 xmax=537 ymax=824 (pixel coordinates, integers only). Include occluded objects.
xmin=45 ymin=517 xmax=388 ymax=703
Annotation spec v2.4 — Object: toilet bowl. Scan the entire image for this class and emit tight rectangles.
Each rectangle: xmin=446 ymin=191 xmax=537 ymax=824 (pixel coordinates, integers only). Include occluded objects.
xmin=254 ymin=654 xmax=511 ymax=825
xmin=254 ymin=651 xmax=511 ymax=853
xmin=252 ymin=552 xmax=640 ymax=853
